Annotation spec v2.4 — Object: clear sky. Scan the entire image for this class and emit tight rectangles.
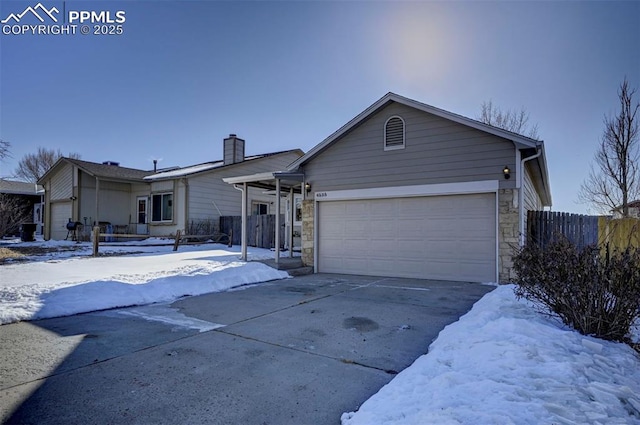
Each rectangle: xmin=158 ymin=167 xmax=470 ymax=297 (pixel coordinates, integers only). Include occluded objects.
xmin=1 ymin=0 xmax=638 ymax=214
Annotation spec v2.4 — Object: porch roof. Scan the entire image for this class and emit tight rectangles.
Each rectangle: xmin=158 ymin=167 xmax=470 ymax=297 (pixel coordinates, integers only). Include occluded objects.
xmin=223 ymin=170 xmax=305 ymax=263
xmin=222 ymin=171 xmax=304 ymax=192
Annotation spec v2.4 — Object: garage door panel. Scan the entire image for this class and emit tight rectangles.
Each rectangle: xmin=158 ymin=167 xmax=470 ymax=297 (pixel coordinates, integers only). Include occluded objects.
xmin=318 ymin=193 xmax=496 ymax=282
xmin=344 ymin=202 xmax=367 ymax=215
xmin=51 ymin=202 xmax=72 ymax=240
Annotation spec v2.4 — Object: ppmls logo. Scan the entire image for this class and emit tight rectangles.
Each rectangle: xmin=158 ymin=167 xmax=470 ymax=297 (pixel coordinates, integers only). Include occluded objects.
xmin=1 ymin=3 xmax=58 ymax=23
xmin=2 ymin=2 xmax=126 ymax=36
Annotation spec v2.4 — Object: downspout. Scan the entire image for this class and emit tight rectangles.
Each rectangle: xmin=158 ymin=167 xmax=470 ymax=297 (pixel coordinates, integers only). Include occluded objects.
xmin=519 ymin=145 xmax=542 ymax=246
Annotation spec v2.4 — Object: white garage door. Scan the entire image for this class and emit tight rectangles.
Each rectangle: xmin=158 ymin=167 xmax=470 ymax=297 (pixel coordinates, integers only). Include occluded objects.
xmin=51 ymin=202 xmax=72 ymax=240
xmin=318 ymin=193 xmax=496 ymax=282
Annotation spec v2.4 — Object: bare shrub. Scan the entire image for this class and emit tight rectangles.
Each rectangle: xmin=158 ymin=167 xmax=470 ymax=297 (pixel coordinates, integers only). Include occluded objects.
xmin=0 ymin=194 xmax=31 ymax=238
xmin=513 ymin=237 xmax=640 ymax=345
xmin=183 ymin=218 xmax=218 ymax=242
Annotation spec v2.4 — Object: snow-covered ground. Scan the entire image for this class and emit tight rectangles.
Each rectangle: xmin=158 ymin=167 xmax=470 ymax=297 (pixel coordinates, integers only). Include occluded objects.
xmin=2 ymin=238 xmax=639 ymax=424
xmin=342 ymin=285 xmax=640 ymax=425
xmin=0 ymin=238 xmax=289 ymax=324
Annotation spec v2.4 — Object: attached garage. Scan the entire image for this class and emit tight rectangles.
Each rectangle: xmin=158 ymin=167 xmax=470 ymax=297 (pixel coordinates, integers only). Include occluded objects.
xmin=50 ymin=202 xmax=72 ymax=241
xmin=317 ymin=193 xmax=497 ymax=282
xmin=227 ymin=93 xmax=552 ymax=282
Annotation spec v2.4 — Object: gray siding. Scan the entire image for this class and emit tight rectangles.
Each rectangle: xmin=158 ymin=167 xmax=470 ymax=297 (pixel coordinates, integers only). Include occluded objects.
xmin=302 ymin=102 xmax=516 ymax=194
xmin=523 ymin=163 xmax=543 ymax=212
xmin=188 ymin=152 xmax=302 ymax=221
xmin=50 ymin=163 xmax=73 ymax=200
xmin=522 ymin=163 xmax=543 ymax=243
xmin=78 ymin=173 xmax=133 ymax=227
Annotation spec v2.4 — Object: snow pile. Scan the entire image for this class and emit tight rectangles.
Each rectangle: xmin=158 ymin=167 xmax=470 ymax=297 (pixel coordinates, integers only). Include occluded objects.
xmin=0 ymin=245 xmax=289 ymax=325
xmin=342 ymin=285 xmax=640 ymax=425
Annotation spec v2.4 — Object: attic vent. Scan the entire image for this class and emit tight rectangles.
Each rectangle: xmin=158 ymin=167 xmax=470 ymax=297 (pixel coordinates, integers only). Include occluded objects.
xmin=384 ymin=116 xmax=405 ymax=150
xmin=102 ymin=161 xmax=120 ymax=166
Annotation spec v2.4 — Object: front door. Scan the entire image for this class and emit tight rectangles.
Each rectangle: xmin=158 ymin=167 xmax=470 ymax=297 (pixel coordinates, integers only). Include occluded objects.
xmin=137 ymin=197 xmax=148 ymax=234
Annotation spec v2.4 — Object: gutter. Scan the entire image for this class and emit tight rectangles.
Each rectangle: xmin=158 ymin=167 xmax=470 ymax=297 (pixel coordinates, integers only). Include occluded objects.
xmin=518 ymin=145 xmax=542 ymax=246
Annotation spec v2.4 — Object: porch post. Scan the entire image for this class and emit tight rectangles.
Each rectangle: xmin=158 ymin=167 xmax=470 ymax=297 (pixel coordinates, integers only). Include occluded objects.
xmin=289 ymin=186 xmax=294 ymax=258
xmin=241 ymin=182 xmax=248 ymax=261
xmin=275 ymin=178 xmax=281 ymax=264
xmin=95 ymin=178 xmax=100 ymax=225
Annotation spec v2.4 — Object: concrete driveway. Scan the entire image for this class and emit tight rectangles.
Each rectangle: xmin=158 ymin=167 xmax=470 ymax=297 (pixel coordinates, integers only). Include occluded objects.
xmin=1 ymin=274 xmax=493 ymax=425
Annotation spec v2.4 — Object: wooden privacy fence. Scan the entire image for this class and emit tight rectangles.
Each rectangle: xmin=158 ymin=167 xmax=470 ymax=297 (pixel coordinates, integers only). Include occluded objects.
xmin=528 ymin=210 xmax=640 ymax=252
xmin=598 ymin=217 xmax=640 ymax=252
xmin=219 ymin=215 xmax=285 ymax=249
xmin=527 ymin=211 xmax=599 ymax=250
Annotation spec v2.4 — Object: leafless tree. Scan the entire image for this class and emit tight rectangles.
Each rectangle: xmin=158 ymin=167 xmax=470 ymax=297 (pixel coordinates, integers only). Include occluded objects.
xmin=0 ymin=139 xmax=10 ymax=160
xmin=0 ymin=194 xmax=31 ymax=238
xmin=14 ymin=147 xmax=80 ymax=182
xmin=579 ymin=78 xmax=640 ymax=216
xmin=478 ymin=100 xmax=540 ymax=140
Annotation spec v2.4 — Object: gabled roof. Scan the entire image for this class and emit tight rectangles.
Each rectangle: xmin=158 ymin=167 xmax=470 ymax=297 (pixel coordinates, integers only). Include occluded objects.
xmin=38 ymin=149 xmax=305 ymax=185
xmin=288 ymin=92 xmax=552 ymax=206
xmin=144 ymin=149 xmax=304 ymax=181
xmin=0 ymin=179 xmax=44 ymax=195
xmin=39 ymin=158 xmax=152 ymax=184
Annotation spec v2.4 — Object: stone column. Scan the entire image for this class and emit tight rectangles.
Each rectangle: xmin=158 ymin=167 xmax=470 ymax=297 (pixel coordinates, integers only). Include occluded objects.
xmin=301 ymin=200 xmax=315 ymax=268
xmin=498 ymin=189 xmax=520 ymax=283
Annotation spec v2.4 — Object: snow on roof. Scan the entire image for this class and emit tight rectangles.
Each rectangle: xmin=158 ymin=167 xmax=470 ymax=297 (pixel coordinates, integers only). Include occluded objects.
xmin=144 ymin=161 xmax=225 ymax=180
xmin=0 ymin=179 xmax=44 ymax=195
xmin=143 ymin=155 xmax=266 ymax=181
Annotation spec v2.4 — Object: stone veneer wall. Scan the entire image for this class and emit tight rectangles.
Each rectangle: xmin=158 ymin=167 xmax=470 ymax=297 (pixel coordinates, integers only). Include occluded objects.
xmin=498 ymin=188 xmax=520 ymax=283
xmin=301 ymin=199 xmax=315 ymax=268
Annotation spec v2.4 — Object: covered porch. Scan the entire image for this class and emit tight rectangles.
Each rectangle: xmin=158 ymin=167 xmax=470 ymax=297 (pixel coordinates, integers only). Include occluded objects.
xmin=222 ymin=171 xmax=307 ymax=264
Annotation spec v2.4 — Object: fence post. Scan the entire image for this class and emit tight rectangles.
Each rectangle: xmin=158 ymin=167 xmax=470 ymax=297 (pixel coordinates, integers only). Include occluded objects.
xmin=173 ymin=230 xmax=181 ymax=251
xmin=92 ymin=226 xmax=100 ymax=256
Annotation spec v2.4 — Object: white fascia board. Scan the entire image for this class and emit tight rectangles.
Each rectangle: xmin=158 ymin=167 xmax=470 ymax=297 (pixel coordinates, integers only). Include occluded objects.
xmin=222 ymin=171 xmax=279 ymax=185
xmin=314 ymin=180 xmax=499 ymax=202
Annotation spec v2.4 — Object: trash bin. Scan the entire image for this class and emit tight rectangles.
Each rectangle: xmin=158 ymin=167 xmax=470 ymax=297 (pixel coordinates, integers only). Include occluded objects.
xmin=20 ymin=223 xmax=37 ymax=242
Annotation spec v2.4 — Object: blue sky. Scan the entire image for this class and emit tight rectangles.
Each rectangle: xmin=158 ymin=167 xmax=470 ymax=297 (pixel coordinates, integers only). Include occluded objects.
xmin=1 ymin=0 xmax=638 ymax=214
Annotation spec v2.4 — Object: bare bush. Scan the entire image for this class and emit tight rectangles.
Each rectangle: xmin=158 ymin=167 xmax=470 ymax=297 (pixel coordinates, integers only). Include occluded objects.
xmin=0 ymin=194 xmax=31 ymax=238
xmin=187 ymin=218 xmax=218 ymax=236
xmin=513 ymin=237 xmax=640 ymax=345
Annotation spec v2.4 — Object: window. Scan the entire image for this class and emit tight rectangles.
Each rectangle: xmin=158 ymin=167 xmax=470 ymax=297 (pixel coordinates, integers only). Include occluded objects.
xmin=151 ymin=193 xmax=173 ymax=222
xmin=384 ymin=115 xmax=405 ymax=150
xmin=252 ymin=202 xmax=269 ymax=215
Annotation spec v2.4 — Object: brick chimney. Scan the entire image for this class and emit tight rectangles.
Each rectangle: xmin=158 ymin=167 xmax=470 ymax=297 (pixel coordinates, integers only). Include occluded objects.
xmin=223 ymin=134 xmax=245 ymax=165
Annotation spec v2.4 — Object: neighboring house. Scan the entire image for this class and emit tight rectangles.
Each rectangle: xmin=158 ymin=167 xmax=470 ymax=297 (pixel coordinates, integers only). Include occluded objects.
xmin=37 ymin=135 xmax=303 ymax=240
xmin=228 ymin=93 xmax=552 ymax=283
xmin=0 ymin=179 xmax=44 ymax=236
xmin=142 ymin=136 xmax=303 ymax=237
xmin=611 ymin=200 xmax=640 ymax=219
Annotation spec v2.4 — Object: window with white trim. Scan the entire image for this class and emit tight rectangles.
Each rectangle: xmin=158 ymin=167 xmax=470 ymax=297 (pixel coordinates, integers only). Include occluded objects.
xmin=252 ymin=202 xmax=269 ymax=215
xmin=384 ymin=115 xmax=405 ymax=150
xmin=151 ymin=193 xmax=173 ymax=222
